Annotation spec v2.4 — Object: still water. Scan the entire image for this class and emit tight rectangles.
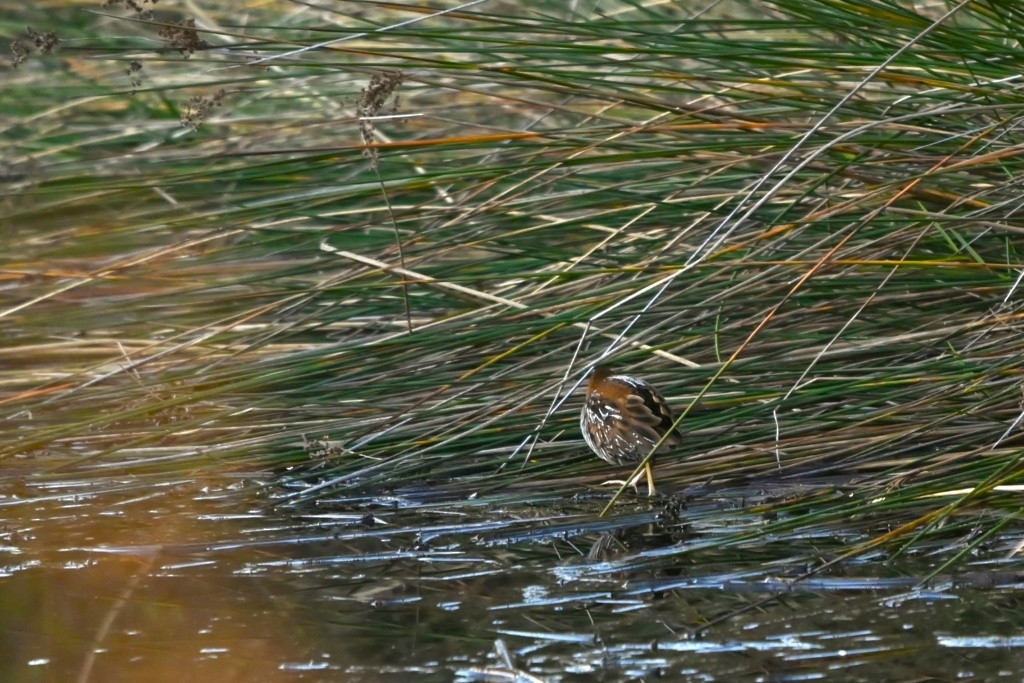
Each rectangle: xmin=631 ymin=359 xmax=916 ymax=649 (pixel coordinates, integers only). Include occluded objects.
xmin=3 ymin=472 xmax=1024 ymax=682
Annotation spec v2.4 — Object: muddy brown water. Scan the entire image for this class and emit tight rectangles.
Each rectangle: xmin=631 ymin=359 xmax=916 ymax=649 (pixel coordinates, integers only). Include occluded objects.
xmin=2 ymin=472 xmax=1024 ymax=682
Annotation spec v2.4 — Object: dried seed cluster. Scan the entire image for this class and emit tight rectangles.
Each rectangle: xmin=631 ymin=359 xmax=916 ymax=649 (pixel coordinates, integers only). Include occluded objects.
xmin=10 ymin=27 xmax=59 ymax=67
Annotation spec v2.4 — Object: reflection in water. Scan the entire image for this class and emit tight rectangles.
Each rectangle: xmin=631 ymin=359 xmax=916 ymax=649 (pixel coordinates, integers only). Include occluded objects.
xmin=3 ymin=476 xmax=1024 ymax=682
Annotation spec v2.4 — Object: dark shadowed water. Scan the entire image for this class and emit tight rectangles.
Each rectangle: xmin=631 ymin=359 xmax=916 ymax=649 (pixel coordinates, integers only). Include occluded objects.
xmin=3 ymin=469 xmax=1024 ymax=682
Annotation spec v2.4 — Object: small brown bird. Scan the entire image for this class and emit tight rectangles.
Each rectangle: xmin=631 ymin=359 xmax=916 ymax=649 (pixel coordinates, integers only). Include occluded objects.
xmin=580 ymin=364 xmax=682 ymax=496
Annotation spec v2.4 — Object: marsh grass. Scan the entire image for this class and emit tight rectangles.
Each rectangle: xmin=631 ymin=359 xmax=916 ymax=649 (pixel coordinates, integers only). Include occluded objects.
xmin=5 ymin=0 xmax=1024 ymax=577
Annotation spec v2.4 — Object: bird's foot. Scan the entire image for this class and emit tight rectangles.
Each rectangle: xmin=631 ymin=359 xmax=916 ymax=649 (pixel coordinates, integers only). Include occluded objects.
xmin=600 ymin=478 xmax=638 ymax=493
xmin=600 ymin=470 xmax=655 ymax=496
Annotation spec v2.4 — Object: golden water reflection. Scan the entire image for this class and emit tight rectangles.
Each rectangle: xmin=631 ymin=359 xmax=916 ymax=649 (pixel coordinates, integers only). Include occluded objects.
xmin=4 ymin=474 xmax=1024 ymax=682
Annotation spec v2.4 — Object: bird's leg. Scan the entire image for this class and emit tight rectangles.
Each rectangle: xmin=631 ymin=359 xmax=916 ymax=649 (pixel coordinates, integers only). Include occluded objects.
xmin=644 ymin=461 xmax=656 ymax=497
xmin=627 ymin=467 xmax=647 ymax=492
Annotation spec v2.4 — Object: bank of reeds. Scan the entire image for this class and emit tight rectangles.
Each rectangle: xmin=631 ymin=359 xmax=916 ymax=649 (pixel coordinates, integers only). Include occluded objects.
xmin=4 ymin=0 xmax=1024 ymax=569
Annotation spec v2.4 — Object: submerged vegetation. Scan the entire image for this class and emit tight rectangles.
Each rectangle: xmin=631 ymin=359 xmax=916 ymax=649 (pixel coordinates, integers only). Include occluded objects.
xmin=5 ymin=0 xmax=1024 ymax=679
